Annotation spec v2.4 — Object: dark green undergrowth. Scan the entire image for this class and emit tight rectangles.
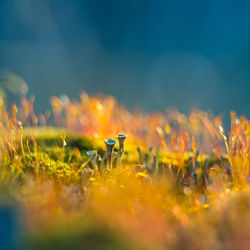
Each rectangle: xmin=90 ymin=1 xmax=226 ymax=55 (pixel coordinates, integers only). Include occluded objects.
xmin=23 ymin=127 xmax=97 ymax=152
xmin=23 ymin=223 xmax=140 ymax=250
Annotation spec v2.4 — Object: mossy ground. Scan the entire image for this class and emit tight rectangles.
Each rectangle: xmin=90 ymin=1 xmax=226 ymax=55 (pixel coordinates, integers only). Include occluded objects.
xmin=0 ymin=127 xmax=236 ymax=250
xmin=1 ymin=127 xmax=135 ymax=250
xmin=0 ymin=95 xmax=249 ymax=250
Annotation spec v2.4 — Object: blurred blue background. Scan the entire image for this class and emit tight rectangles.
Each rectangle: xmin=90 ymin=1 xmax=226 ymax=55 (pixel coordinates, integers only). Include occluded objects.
xmin=0 ymin=0 xmax=250 ymax=118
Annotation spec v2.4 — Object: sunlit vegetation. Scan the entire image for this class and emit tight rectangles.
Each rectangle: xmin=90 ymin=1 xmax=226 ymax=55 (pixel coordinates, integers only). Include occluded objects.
xmin=0 ymin=92 xmax=249 ymax=249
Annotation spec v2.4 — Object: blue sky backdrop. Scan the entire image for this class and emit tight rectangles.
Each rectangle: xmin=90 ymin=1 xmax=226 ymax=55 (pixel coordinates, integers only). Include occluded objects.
xmin=0 ymin=0 xmax=250 ymax=119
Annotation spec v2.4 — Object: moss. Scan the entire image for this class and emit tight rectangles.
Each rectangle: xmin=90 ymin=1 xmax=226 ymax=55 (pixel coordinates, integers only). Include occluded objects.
xmin=23 ymin=127 xmax=96 ymax=152
xmin=17 ymin=127 xmax=98 ymax=181
xmin=24 ymin=224 xmax=140 ymax=250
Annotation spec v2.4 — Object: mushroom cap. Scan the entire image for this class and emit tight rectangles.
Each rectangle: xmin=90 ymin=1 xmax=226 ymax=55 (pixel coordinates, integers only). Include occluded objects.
xmin=104 ymin=139 xmax=117 ymax=145
xmin=116 ymin=134 xmax=128 ymax=139
xmin=87 ymin=150 xmax=97 ymax=157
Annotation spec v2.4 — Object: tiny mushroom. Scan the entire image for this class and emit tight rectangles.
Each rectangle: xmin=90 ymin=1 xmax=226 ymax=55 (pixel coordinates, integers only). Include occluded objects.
xmin=87 ymin=150 xmax=98 ymax=170
xmin=104 ymin=139 xmax=117 ymax=169
xmin=116 ymin=134 xmax=128 ymax=159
